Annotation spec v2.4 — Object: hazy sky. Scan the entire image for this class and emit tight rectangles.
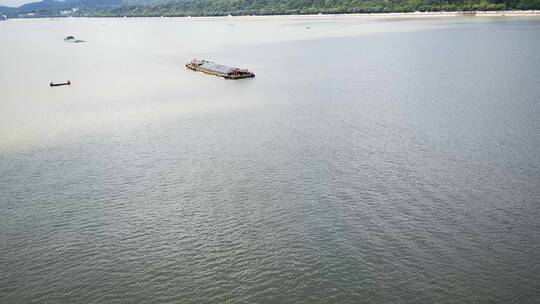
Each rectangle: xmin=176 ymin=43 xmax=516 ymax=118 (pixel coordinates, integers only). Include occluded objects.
xmin=0 ymin=0 xmax=37 ymax=7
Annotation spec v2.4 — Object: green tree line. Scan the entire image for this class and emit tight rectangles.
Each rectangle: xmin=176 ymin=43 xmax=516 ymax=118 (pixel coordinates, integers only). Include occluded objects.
xmin=93 ymin=0 xmax=540 ymax=17
xmin=5 ymin=0 xmax=539 ymax=17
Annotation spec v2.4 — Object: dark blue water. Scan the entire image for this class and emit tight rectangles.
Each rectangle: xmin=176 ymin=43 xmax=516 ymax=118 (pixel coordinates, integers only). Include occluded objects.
xmin=1 ymin=17 xmax=539 ymax=303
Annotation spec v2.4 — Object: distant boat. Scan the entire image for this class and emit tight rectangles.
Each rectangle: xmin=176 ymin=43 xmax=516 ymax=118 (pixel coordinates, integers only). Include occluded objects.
xmin=64 ymin=36 xmax=85 ymax=43
xmin=305 ymin=26 xmax=311 ymax=29
xmin=186 ymin=59 xmax=255 ymax=80
xmin=50 ymin=80 xmax=71 ymax=87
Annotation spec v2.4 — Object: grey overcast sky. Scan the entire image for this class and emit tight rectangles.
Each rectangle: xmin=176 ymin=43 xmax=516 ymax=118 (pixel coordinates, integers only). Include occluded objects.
xmin=0 ymin=0 xmax=36 ymax=7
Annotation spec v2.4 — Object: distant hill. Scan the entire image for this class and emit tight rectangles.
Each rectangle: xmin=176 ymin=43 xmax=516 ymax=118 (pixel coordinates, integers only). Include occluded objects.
xmin=0 ymin=5 xmax=14 ymax=12
xmin=1 ymin=0 xmax=539 ymax=17
xmin=0 ymin=0 xmax=124 ymax=14
xmin=18 ymin=0 xmax=73 ymax=11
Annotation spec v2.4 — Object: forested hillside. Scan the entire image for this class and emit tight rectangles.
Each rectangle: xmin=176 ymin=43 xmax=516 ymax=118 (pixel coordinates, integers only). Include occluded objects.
xmin=105 ymin=0 xmax=540 ymax=16
xmin=2 ymin=0 xmax=539 ymax=17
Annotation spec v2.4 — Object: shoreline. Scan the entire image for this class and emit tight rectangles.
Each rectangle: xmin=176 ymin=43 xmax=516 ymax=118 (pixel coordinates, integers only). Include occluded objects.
xmin=3 ymin=10 xmax=540 ymax=20
xmin=185 ymin=10 xmax=540 ymax=19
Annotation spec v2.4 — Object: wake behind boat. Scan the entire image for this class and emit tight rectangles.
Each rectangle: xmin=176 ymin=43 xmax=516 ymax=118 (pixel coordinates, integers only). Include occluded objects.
xmin=186 ymin=59 xmax=255 ymax=79
xmin=50 ymin=80 xmax=71 ymax=87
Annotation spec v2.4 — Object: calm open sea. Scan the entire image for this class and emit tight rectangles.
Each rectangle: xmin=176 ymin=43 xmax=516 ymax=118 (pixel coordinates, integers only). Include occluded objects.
xmin=1 ymin=16 xmax=539 ymax=303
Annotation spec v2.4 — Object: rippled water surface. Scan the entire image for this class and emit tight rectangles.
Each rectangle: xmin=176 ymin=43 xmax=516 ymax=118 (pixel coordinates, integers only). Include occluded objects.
xmin=1 ymin=16 xmax=540 ymax=303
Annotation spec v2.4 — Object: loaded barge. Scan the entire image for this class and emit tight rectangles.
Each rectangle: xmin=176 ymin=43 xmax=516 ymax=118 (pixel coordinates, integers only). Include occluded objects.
xmin=186 ymin=59 xmax=255 ymax=79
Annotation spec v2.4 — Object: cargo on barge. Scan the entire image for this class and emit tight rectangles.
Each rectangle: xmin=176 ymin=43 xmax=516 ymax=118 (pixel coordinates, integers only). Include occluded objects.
xmin=186 ymin=59 xmax=255 ymax=79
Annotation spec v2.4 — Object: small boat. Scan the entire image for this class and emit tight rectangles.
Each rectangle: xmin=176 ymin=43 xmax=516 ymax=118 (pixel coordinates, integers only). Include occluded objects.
xmin=50 ymin=80 xmax=71 ymax=87
xmin=64 ymin=36 xmax=85 ymax=43
xmin=186 ymin=59 xmax=255 ymax=80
